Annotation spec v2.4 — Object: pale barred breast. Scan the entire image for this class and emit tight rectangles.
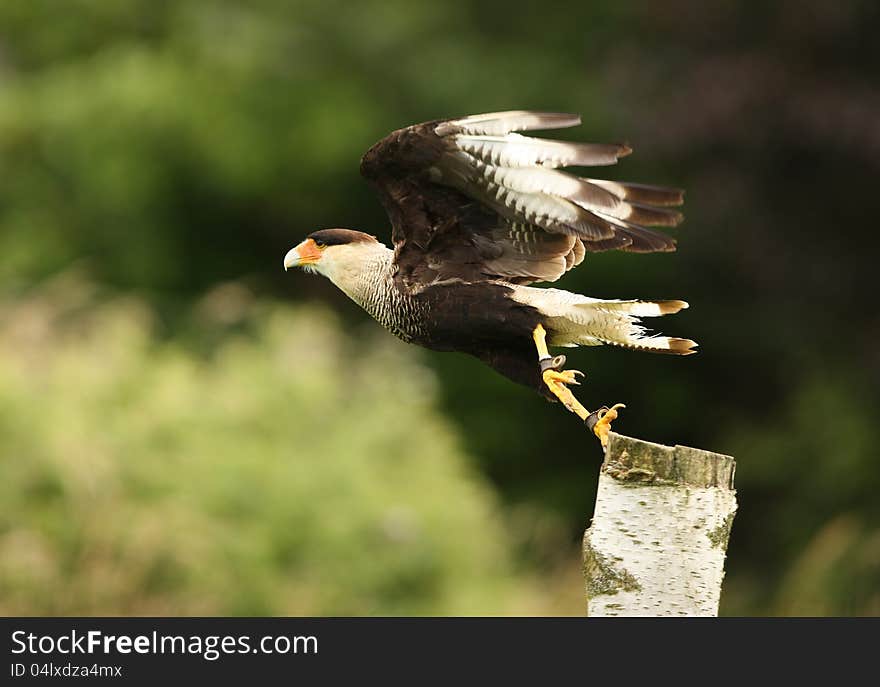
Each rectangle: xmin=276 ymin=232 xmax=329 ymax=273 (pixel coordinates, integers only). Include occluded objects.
xmin=353 ymin=268 xmax=429 ymax=343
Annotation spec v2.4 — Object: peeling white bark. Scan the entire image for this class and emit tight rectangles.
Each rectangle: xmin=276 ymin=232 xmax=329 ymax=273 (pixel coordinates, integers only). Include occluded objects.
xmin=584 ymin=433 xmax=737 ymax=617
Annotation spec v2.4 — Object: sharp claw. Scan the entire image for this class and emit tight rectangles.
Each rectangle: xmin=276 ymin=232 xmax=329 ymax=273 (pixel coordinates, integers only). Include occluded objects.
xmin=543 ymin=369 xmax=585 ymax=387
xmin=588 ymin=403 xmax=626 ymax=449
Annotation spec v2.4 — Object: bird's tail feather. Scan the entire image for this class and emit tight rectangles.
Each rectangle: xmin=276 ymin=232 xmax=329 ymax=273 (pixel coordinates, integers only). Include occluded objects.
xmin=559 ymin=297 xmax=696 ymax=354
xmin=510 ymin=287 xmax=697 ymax=354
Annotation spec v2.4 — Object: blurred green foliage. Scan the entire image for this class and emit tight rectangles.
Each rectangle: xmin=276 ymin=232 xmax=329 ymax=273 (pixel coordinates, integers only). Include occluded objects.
xmin=0 ymin=0 xmax=878 ymax=615
xmin=0 ymin=275 xmax=573 ymax=615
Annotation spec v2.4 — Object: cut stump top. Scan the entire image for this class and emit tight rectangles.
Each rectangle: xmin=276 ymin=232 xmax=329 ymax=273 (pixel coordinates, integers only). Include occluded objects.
xmin=602 ymin=432 xmax=736 ymax=490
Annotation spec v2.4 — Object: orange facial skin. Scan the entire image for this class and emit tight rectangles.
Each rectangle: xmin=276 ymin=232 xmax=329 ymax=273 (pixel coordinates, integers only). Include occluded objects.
xmin=293 ymin=238 xmax=323 ymax=265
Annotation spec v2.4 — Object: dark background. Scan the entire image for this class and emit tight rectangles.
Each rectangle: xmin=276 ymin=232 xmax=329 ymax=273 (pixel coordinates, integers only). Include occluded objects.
xmin=1 ymin=0 xmax=878 ymax=615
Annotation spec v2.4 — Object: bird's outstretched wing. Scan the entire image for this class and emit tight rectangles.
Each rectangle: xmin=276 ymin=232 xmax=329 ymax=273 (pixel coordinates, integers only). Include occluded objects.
xmin=359 ymin=110 xmax=683 ymax=287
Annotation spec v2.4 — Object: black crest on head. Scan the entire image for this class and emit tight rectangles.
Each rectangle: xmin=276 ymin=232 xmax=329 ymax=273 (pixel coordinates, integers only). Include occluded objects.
xmin=308 ymin=228 xmax=377 ymax=247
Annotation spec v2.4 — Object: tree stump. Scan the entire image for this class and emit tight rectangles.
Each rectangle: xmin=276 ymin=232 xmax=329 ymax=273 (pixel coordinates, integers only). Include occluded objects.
xmin=583 ymin=432 xmax=737 ymax=616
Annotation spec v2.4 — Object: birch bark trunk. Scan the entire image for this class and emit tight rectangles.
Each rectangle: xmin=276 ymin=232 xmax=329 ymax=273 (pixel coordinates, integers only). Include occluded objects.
xmin=583 ymin=432 xmax=737 ymax=617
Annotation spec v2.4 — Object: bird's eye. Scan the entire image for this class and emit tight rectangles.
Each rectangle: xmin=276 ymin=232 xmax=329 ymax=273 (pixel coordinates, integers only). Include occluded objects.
xmin=313 ymin=240 xmax=325 ymax=248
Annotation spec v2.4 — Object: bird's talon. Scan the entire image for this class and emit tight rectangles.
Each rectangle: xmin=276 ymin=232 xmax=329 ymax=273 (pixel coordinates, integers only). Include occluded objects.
xmin=544 ymin=368 xmax=584 ymax=386
xmin=588 ymin=403 xmax=626 ymax=449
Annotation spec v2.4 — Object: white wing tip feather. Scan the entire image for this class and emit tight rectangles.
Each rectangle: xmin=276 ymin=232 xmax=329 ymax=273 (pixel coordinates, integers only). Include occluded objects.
xmin=426 ymin=111 xmax=682 ymax=267
xmin=435 ymin=111 xmax=582 ymax=137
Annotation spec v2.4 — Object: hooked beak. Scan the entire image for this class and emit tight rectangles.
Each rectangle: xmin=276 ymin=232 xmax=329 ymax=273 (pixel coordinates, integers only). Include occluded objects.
xmin=283 ymin=238 xmax=322 ymax=271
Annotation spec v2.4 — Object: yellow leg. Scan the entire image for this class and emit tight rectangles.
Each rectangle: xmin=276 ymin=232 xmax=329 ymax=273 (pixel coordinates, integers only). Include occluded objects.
xmin=532 ymin=324 xmax=625 ymax=448
xmin=532 ymin=323 xmax=551 ymax=359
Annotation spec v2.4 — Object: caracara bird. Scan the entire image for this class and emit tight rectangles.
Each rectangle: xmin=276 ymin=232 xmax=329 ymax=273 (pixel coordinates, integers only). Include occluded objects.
xmin=284 ymin=111 xmax=695 ymax=446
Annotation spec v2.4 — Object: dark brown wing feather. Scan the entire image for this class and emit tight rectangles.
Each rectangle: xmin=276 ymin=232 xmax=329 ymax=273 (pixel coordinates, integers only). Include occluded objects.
xmin=359 ymin=111 xmax=683 ymax=287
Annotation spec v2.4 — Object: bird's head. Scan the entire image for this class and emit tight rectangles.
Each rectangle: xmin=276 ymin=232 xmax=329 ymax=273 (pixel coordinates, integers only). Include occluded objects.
xmin=283 ymin=229 xmax=382 ymax=278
